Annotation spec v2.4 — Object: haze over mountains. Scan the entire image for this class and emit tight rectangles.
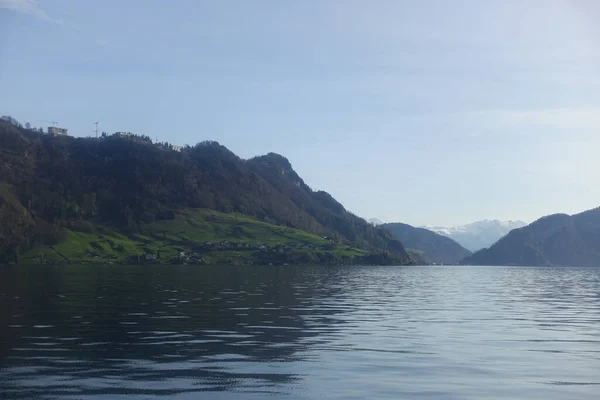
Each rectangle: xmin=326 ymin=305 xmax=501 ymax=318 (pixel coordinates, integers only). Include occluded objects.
xmin=463 ymin=208 xmax=600 ymax=266
xmin=425 ymin=220 xmax=527 ymax=252
xmin=381 ymin=223 xmax=471 ymax=265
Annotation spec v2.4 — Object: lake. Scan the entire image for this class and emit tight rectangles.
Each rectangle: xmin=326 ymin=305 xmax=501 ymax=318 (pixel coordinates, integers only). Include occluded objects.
xmin=1 ymin=265 xmax=599 ymax=399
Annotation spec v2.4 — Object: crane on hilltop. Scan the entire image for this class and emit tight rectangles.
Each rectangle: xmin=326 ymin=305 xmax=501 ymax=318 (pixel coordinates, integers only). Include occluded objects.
xmin=37 ymin=119 xmax=59 ymax=127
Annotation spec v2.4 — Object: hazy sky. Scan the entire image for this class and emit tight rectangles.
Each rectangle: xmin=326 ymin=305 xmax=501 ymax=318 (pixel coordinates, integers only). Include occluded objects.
xmin=1 ymin=0 xmax=600 ymax=226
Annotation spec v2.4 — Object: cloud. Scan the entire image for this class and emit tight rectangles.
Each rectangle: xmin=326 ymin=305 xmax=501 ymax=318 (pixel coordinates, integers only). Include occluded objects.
xmin=0 ymin=0 xmax=53 ymax=21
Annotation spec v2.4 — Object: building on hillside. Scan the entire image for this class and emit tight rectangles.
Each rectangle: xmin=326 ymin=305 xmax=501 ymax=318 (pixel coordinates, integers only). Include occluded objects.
xmin=171 ymin=145 xmax=182 ymax=152
xmin=48 ymin=126 xmax=68 ymax=136
xmin=115 ymin=131 xmax=133 ymax=137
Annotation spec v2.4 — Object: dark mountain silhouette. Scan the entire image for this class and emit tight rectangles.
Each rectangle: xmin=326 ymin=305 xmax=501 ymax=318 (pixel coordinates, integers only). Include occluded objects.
xmin=462 ymin=207 xmax=600 ymax=266
xmin=381 ymin=223 xmax=471 ymax=264
xmin=0 ymin=118 xmax=411 ymax=264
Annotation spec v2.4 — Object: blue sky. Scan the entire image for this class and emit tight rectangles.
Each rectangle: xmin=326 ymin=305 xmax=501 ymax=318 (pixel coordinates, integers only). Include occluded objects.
xmin=1 ymin=0 xmax=600 ymax=226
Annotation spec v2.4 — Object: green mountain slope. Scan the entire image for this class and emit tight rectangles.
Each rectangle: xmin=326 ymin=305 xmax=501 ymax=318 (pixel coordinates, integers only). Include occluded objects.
xmin=381 ymin=223 xmax=471 ymax=264
xmin=0 ymin=118 xmax=412 ymax=264
xmin=22 ymin=208 xmax=385 ymax=265
xmin=462 ymin=207 xmax=600 ymax=266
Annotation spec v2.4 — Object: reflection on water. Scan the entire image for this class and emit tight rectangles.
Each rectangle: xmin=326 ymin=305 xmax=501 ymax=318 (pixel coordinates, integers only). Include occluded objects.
xmin=1 ymin=265 xmax=599 ymax=399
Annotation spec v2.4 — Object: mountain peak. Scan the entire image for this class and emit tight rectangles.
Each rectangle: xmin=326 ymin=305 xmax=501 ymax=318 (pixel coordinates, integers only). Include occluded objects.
xmin=424 ymin=219 xmax=527 ymax=252
xmin=250 ymin=153 xmax=293 ymax=169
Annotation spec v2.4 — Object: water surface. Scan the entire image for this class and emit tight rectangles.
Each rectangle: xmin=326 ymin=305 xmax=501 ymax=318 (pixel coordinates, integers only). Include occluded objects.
xmin=1 ymin=265 xmax=599 ymax=399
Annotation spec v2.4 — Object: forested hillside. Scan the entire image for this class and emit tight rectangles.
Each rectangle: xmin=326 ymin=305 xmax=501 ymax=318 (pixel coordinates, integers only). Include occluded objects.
xmin=462 ymin=208 xmax=600 ymax=266
xmin=0 ymin=118 xmax=411 ymax=264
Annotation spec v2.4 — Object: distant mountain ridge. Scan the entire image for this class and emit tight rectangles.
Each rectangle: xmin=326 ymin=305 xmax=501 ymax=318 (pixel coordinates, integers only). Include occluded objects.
xmin=424 ymin=219 xmax=527 ymax=252
xmin=381 ymin=223 xmax=471 ymax=264
xmin=462 ymin=207 xmax=600 ymax=266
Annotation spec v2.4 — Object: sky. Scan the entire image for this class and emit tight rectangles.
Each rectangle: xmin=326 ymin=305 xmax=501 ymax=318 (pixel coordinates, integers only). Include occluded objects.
xmin=1 ymin=0 xmax=600 ymax=226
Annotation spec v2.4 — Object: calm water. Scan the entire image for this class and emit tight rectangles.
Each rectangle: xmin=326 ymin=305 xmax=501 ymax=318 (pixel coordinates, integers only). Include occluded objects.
xmin=1 ymin=265 xmax=599 ymax=399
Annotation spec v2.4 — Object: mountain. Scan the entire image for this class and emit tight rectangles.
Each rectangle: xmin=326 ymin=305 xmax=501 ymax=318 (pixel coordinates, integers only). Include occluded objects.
xmin=0 ymin=118 xmax=411 ymax=265
xmin=425 ymin=219 xmax=527 ymax=252
xmin=381 ymin=223 xmax=471 ymax=264
xmin=462 ymin=208 xmax=600 ymax=266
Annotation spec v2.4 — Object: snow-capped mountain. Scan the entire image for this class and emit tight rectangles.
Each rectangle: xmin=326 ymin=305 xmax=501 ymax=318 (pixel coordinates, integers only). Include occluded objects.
xmin=368 ymin=218 xmax=384 ymax=226
xmin=423 ymin=219 xmax=527 ymax=252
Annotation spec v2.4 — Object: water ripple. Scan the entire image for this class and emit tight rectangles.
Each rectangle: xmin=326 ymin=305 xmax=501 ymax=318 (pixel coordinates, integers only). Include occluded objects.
xmin=0 ymin=265 xmax=599 ymax=399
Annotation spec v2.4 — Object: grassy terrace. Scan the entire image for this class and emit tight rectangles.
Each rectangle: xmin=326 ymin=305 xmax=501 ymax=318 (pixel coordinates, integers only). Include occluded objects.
xmin=22 ymin=209 xmax=367 ymax=265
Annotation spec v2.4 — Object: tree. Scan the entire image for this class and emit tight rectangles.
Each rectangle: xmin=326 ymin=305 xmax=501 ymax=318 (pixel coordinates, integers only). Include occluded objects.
xmin=25 ymin=122 xmax=31 ymax=130
xmin=83 ymin=193 xmax=97 ymax=217
xmin=122 ymin=206 xmax=136 ymax=232
xmin=1 ymin=115 xmax=22 ymax=128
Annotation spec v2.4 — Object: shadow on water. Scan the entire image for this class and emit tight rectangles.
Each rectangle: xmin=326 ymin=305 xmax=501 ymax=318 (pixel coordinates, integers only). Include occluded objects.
xmin=0 ymin=265 xmax=356 ymax=398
